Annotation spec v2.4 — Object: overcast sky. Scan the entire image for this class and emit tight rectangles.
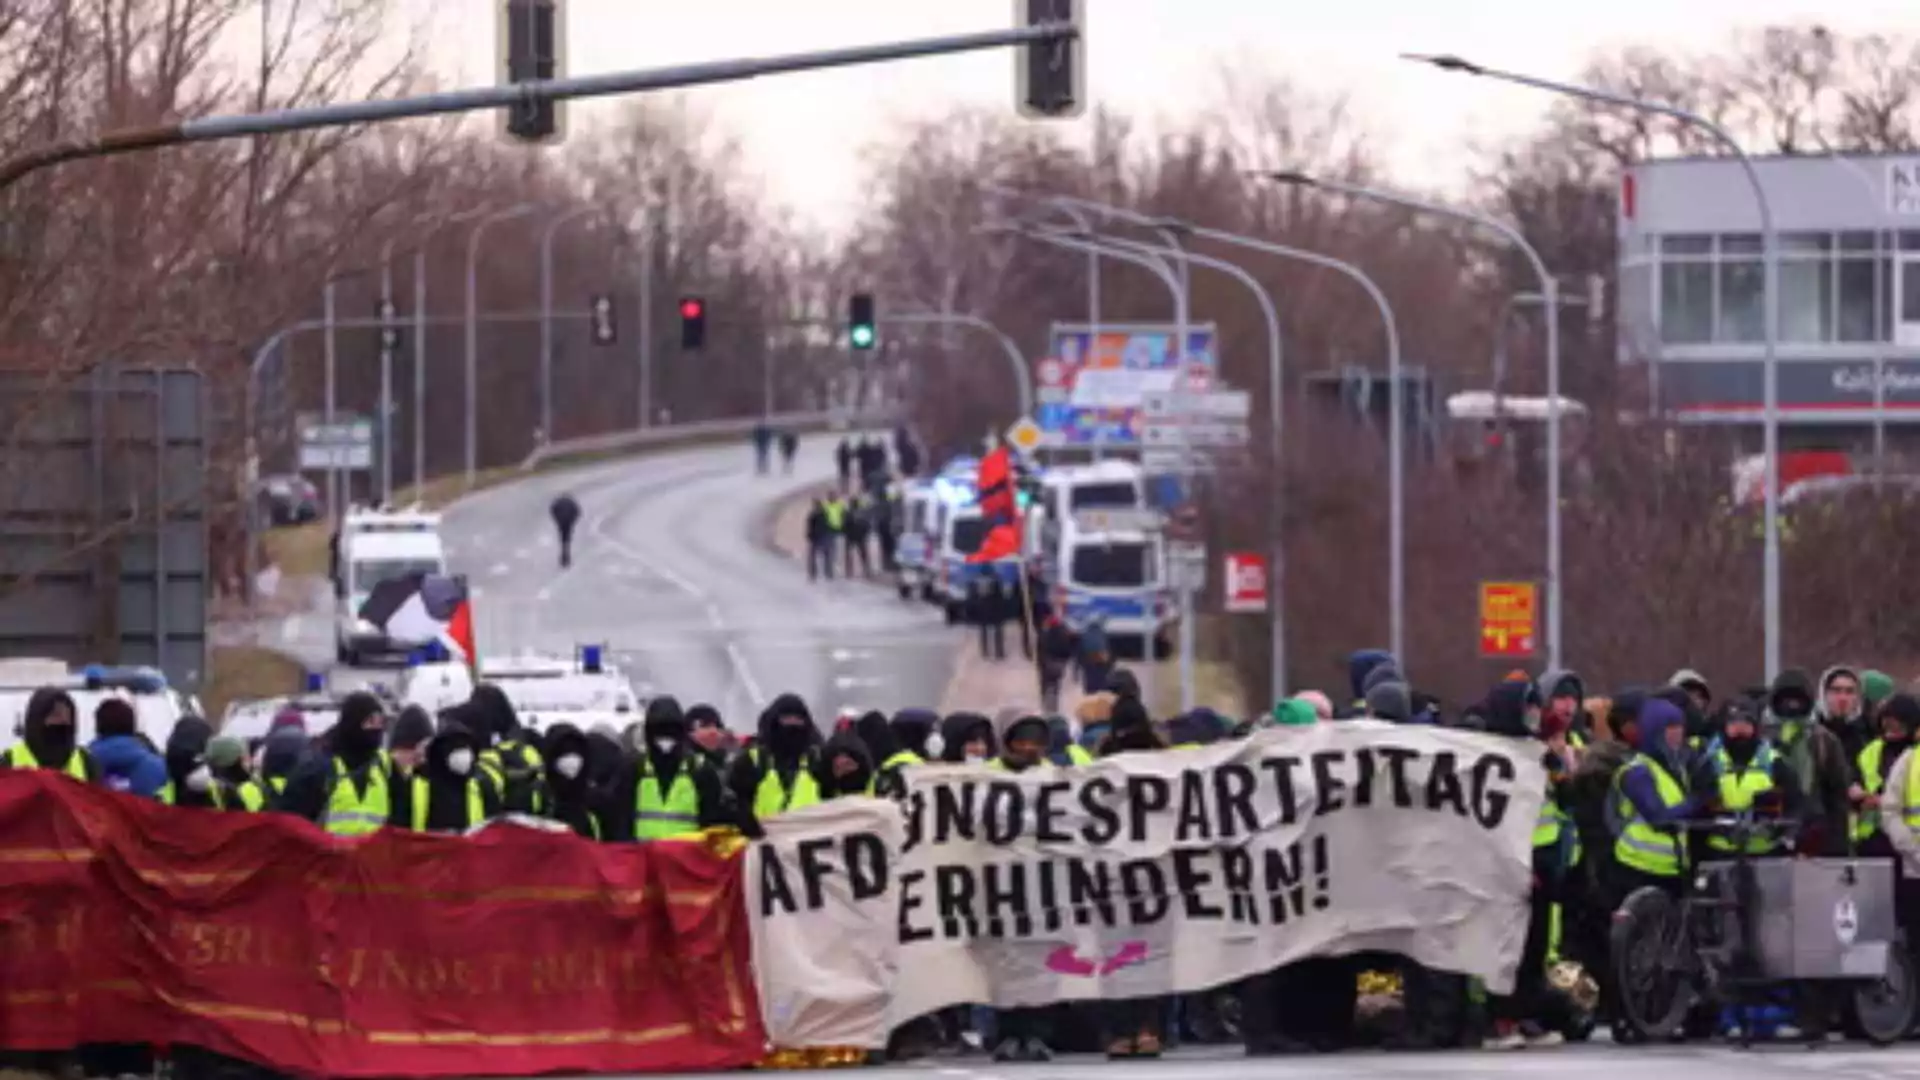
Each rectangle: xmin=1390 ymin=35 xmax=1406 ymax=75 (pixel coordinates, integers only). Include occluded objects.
xmin=409 ymin=1 xmax=1913 ymax=235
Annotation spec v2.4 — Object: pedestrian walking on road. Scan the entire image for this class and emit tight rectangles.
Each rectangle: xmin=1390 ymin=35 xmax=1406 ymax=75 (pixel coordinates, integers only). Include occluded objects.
xmin=835 ymin=437 xmax=854 ymax=487
xmin=752 ymin=422 xmax=773 ymax=475
xmin=806 ymin=496 xmax=836 ymax=581
xmin=1037 ymin=615 xmax=1077 ymax=714
xmin=1076 ymin=615 xmax=1114 ymax=695
xmin=549 ymin=493 xmax=581 ymax=569
xmin=843 ymin=494 xmax=874 ymax=579
xmin=970 ymin=575 xmax=1006 ymax=660
xmin=779 ymin=430 xmax=798 ymax=473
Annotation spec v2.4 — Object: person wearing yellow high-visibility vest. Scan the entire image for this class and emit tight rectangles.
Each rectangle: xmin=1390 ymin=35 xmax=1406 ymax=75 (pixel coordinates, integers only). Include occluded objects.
xmin=1540 ymin=667 xmax=1592 ymax=751
xmin=0 ymin=688 xmax=98 ymax=784
xmin=1702 ymin=700 xmax=1796 ymax=857
xmin=727 ymin=693 xmax=827 ymax=837
xmin=1610 ymin=697 xmax=1700 ymax=895
xmin=1872 ymin=694 xmax=1920 ymax=950
xmin=157 ymin=718 xmax=228 ymax=810
xmin=852 ymin=709 xmax=924 ymax=798
xmin=396 ymin=720 xmax=502 ymax=834
xmin=620 ymin=698 xmax=726 ymax=841
xmin=1857 ymin=695 xmax=1920 ymax=860
xmin=278 ymin=691 xmax=403 ymax=836
xmin=821 ymin=732 xmax=876 ymax=796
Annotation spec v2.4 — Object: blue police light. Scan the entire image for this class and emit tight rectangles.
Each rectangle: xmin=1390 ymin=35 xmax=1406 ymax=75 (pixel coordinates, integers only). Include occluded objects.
xmin=580 ymin=644 xmax=604 ymax=673
xmin=304 ymin=672 xmax=325 ymax=694
xmin=81 ymin=665 xmax=167 ymax=692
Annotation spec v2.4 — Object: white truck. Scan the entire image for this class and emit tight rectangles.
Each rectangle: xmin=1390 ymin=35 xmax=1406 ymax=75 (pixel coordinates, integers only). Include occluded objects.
xmin=333 ymin=506 xmax=449 ymax=666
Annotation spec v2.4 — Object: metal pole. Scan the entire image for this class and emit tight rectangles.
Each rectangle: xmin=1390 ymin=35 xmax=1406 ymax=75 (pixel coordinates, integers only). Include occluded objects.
xmin=413 ymin=247 xmax=427 ymax=491
xmin=1086 ymin=233 xmax=1289 ymax=697
xmin=1263 ymin=173 xmax=1556 ymax=670
xmin=540 ymin=206 xmax=597 ymax=445
xmin=1405 ymin=54 xmax=1781 ymax=677
xmin=1012 ymin=227 xmax=1196 ymax=711
xmin=887 ymin=311 xmax=1035 ymax=418
xmin=323 ymin=278 xmax=338 ymax=514
xmin=638 ymin=228 xmax=653 ymax=428
xmin=379 ymin=238 xmax=396 ymax=503
xmin=466 ymin=204 xmax=538 ymax=487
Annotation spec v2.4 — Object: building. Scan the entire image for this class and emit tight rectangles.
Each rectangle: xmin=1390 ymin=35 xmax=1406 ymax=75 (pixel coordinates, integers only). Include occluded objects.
xmin=1617 ymin=152 xmax=1920 ymax=454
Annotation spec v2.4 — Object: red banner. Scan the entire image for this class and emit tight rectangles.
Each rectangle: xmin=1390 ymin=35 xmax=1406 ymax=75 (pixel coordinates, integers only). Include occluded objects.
xmin=0 ymin=772 xmax=765 ymax=1077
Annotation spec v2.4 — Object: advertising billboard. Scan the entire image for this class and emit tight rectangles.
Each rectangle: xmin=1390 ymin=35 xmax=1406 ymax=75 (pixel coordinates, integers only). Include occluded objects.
xmin=1035 ymin=323 xmax=1220 ymax=447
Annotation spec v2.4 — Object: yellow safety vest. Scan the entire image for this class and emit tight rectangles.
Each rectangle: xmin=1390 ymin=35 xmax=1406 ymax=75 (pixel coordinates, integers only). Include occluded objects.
xmin=159 ymin=780 xmax=265 ymax=812
xmin=1613 ymin=755 xmax=1688 ymax=876
xmin=266 ymin=776 xmax=287 ymax=795
xmin=749 ymin=748 xmax=821 ymax=819
xmin=409 ymin=774 xmax=485 ymax=833
xmin=5 ymin=742 xmax=89 ymax=781
xmin=635 ymin=759 xmax=702 ymax=841
xmin=1533 ymin=793 xmax=1567 ymax=849
xmin=823 ymin=500 xmax=846 ymax=531
xmin=323 ymin=752 xmax=393 ymax=837
xmin=1709 ymin=747 xmax=1778 ymax=854
xmin=1901 ymin=748 xmax=1920 ymax=831
xmin=1856 ymin=740 xmax=1887 ymax=842
xmin=867 ymin=749 xmax=925 ymax=795
xmin=480 ymin=740 xmax=543 ymax=788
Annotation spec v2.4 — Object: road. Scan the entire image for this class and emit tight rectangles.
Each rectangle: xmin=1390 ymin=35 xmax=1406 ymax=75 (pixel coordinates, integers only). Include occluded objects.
xmin=430 ymin=436 xmax=957 ymax=730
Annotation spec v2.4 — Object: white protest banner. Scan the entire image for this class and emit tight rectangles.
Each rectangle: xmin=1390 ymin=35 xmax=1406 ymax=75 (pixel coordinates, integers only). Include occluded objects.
xmin=746 ymin=798 xmax=905 ymax=1050
xmin=747 ymin=722 xmax=1544 ymax=1049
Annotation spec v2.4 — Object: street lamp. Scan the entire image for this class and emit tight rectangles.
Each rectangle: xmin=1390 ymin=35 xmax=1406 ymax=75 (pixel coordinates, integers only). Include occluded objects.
xmin=466 ymin=203 xmax=540 ymax=487
xmin=1404 ymin=51 xmax=1783 ymax=678
xmin=1259 ymin=168 xmax=1567 ymax=674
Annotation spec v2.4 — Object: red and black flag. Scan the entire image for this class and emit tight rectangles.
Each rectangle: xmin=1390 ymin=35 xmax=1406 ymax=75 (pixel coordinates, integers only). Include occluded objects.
xmin=969 ymin=444 xmax=1023 ymax=564
xmin=357 ymin=573 xmax=477 ymax=666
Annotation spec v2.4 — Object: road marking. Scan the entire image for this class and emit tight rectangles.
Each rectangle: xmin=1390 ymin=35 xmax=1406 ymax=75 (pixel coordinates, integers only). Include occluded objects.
xmin=488 ymin=562 xmax=511 ymax=576
xmin=534 ymin=586 xmax=552 ymax=602
xmin=833 ymin=675 xmax=885 ymax=690
xmin=514 ymin=547 xmax=532 ymax=560
xmin=830 ymin=648 xmax=874 ymax=662
xmin=280 ymin=617 xmax=300 ymax=643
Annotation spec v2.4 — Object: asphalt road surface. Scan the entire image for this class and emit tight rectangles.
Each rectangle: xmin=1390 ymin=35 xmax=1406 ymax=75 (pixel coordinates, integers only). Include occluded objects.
xmin=432 ymin=436 xmax=956 ymax=730
xmin=502 ymin=1042 xmax=1920 ymax=1080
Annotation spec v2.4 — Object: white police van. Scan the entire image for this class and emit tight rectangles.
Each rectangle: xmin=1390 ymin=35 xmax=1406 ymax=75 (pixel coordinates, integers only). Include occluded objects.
xmin=1032 ymin=460 xmax=1155 ymax=553
xmin=397 ymin=644 xmax=643 ymax=732
xmin=1043 ymin=517 xmax=1174 ymax=658
xmin=334 ymin=506 xmax=448 ymax=666
xmin=892 ymin=479 xmax=939 ymax=601
xmin=0 ymin=659 xmax=202 ymax=750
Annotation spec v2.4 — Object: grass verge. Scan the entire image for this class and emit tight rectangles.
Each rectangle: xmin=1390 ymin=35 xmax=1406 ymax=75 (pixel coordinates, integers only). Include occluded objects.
xmin=202 ymin=645 xmax=307 ymax=722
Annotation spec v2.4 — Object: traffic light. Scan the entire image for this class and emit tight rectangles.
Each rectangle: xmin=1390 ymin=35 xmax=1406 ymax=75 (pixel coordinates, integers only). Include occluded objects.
xmin=679 ymin=296 xmax=706 ymax=350
xmin=1015 ymin=0 xmax=1084 ymax=120
xmin=848 ymin=293 xmax=876 ymax=350
xmin=589 ymin=293 xmax=617 ymax=346
xmin=499 ymin=0 xmax=566 ymax=143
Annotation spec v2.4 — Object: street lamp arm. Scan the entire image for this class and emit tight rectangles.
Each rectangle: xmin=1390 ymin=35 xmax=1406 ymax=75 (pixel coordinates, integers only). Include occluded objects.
xmin=887 ymin=311 xmax=1034 ymax=419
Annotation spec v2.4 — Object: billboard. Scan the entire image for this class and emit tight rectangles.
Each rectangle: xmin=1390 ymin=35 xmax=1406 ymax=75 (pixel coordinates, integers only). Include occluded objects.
xmin=1035 ymin=323 xmax=1219 ymax=447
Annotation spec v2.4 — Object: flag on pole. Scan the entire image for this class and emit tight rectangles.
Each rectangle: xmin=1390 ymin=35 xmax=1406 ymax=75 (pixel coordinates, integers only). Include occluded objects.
xmin=969 ymin=444 xmax=1022 ymax=564
xmin=356 ymin=573 xmax=475 ymax=665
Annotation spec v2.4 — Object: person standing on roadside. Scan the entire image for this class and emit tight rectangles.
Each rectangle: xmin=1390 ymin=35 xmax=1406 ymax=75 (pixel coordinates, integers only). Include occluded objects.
xmin=779 ymin=430 xmax=799 ymax=473
xmin=843 ymin=492 xmax=874 ymax=578
xmin=549 ymin=493 xmax=581 ymax=569
xmin=752 ymin=421 xmax=773 ymax=475
xmin=835 ymin=437 xmax=854 ymax=487
xmin=806 ymin=495 xmax=836 ymax=581
xmin=1038 ymin=614 xmax=1077 ymax=713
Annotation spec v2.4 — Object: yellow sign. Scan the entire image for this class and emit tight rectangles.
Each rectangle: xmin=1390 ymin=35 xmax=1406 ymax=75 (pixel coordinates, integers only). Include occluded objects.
xmin=1478 ymin=581 xmax=1537 ymax=659
xmin=1005 ymin=417 xmax=1044 ymax=453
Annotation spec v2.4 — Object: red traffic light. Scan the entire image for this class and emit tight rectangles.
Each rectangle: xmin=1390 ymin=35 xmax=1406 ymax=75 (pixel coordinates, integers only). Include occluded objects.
xmin=680 ymin=298 xmax=704 ymax=320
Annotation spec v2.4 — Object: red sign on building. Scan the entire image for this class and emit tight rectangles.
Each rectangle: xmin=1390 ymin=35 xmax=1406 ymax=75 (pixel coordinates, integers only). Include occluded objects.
xmin=1223 ymin=552 xmax=1268 ymax=613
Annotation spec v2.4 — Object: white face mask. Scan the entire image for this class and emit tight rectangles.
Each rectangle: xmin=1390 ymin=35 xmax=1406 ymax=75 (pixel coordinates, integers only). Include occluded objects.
xmin=555 ymin=753 xmax=584 ymax=779
xmin=965 ymin=753 xmax=987 ymax=764
xmin=652 ymin=738 xmax=678 ymax=754
xmin=185 ymin=765 xmax=213 ymax=792
xmin=446 ymin=748 xmax=475 ymax=776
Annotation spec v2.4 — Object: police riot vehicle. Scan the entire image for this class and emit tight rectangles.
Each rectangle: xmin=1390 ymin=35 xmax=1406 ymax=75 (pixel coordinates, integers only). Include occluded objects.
xmin=0 ymin=660 xmax=202 ymax=750
xmin=1042 ymin=514 xmax=1174 ymax=658
xmin=219 ymin=672 xmax=402 ymax=743
xmin=1030 ymin=460 xmax=1155 ymax=556
xmin=397 ymin=644 xmax=643 ymax=732
xmin=891 ymin=478 xmax=939 ymax=601
xmin=333 ymin=506 xmax=448 ymax=666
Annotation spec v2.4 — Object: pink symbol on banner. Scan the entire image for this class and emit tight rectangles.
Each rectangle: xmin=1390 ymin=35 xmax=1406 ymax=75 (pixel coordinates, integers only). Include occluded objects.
xmin=1045 ymin=941 xmax=1151 ymax=978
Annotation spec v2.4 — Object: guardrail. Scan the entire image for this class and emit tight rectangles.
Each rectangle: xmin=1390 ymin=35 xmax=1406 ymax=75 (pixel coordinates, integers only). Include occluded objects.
xmin=519 ymin=407 xmax=904 ymax=471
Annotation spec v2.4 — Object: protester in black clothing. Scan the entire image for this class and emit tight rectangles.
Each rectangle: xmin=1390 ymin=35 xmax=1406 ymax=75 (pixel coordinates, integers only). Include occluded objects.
xmin=843 ymin=495 xmax=874 ymax=578
xmin=835 ymin=438 xmax=853 ymax=486
xmin=893 ymin=426 xmax=921 ymax=477
xmin=398 ymin=720 xmax=501 ymax=834
xmin=549 ymin=493 xmax=581 ymax=569
xmin=583 ymin=725 xmax=628 ymax=791
xmin=278 ymin=692 xmax=399 ymax=826
xmin=1038 ymin=615 xmax=1077 ymax=713
xmin=1007 ymin=571 xmax=1035 ymax=660
xmin=686 ymin=704 xmax=732 ymax=769
xmin=779 ymin=430 xmax=799 ymax=473
xmin=968 ymin=576 xmax=1005 ymax=659
xmin=1 ymin=688 xmax=98 ymax=780
xmin=728 ymin=693 xmax=830 ymax=837
xmin=752 ymin=422 xmax=773 ymax=475
xmin=821 ymin=732 xmax=874 ymax=797
xmin=159 ymin=717 xmax=222 ymax=808
xmin=538 ymin=723 xmax=601 ymax=839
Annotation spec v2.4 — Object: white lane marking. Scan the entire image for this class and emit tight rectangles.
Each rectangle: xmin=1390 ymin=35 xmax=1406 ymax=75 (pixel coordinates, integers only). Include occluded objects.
xmin=586 ymin=478 xmax=768 ymax=708
xmin=830 ymin=648 xmax=874 ymax=662
xmin=280 ymin=617 xmax=300 ymax=643
xmin=534 ymin=586 xmax=552 ymax=602
xmin=832 ymin=675 xmax=885 ymax=690
xmin=488 ymin=562 xmax=511 ymax=576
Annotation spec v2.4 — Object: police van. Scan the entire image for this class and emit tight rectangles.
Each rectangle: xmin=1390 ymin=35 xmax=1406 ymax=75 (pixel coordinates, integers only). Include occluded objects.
xmin=1044 ymin=517 xmax=1174 ymax=658
xmin=0 ymin=659 xmax=202 ymax=750
xmin=397 ymin=644 xmax=643 ymax=732
xmin=334 ymin=506 xmax=448 ymax=666
xmin=1032 ymin=460 xmax=1155 ymax=553
xmin=218 ymin=672 xmax=402 ymax=743
xmin=892 ymin=479 xmax=939 ymax=601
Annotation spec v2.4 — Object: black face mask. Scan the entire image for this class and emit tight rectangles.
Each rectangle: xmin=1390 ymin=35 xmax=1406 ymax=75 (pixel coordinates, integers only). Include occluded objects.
xmin=771 ymin=723 xmax=812 ymax=754
xmin=1722 ymin=732 xmax=1759 ymax=763
xmin=38 ymin=722 xmax=75 ymax=757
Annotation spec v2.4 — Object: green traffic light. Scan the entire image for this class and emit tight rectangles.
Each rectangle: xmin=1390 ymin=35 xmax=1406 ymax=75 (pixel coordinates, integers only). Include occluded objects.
xmin=850 ymin=325 xmax=875 ymax=349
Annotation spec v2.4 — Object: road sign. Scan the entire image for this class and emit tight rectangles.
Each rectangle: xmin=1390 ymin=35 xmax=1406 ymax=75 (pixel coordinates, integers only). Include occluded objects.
xmin=1478 ymin=581 xmax=1538 ymax=659
xmin=297 ymin=413 xmax=374 ymax=471
xmin=1224 ymin=552 xmax=1268 ymax=613
xmin=1005 ymin=416 xmax=1044 ymax=454
xmin=1142 ymin=389 xmax=1251 ymax=419
xmin=1169 ymin=540 xmax=1207 ymax=592
xmin=1143 ymin=422 xmax=1249 ymax=448
xmin=1037 ymin=358 xmax=1066 ymax=387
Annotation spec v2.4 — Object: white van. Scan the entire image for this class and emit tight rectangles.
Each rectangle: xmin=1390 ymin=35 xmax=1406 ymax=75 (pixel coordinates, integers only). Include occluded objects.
xmin=0 ymin=659 xmax=202 ymax=750
xmin=892 ymin=480 xmax=939 ymax=601
xmin=334 ymin=507 xmax=448 ymax=665
xmin=1045 ymin=522 xmax=1173 ymax=656
xmin=1035 ymin=461 xmax=1156 ymax=555
xmin=397 ymin=645 xmax=643 ymax=731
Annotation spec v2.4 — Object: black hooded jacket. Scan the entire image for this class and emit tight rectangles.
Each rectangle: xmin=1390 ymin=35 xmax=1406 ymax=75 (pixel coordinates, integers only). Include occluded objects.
xmin=889 ymin=709 xmax=935 ymax=759
xmin=538 ymin=723 xmax=601 ymax=839
xmin=397 ymin=720 xmax=501 ymax=833
xmin=608 ymin=697 xmax=727 ymax=842
xmin=728 ymin=693 xmax=830 ymax=837
xmin=278 ymin=691 xmax=401 ymax=825
xmin=936 ymin=711 xmax=995 ymax=763
xmin=163 ymin=717 xmax=220 ymax=808
xmin=822 ymin=732 xmax=875 ymax=797
xmin=3 ymin=688 xmax=96 ymax=780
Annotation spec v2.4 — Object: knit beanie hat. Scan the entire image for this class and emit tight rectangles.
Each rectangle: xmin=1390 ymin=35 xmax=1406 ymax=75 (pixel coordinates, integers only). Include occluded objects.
xmin=1270 ymin=699 xmax=1316 ymax=727
xmin=1864 ymin=669 xmax=1895 ymax=705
